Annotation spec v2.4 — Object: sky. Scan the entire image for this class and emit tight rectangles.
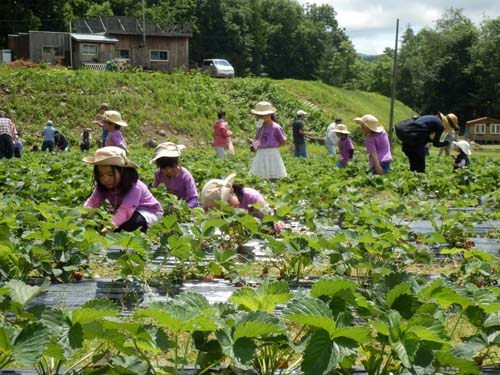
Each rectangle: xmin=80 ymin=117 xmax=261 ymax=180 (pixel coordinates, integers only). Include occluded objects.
xmin=298 ymin=0 xmax=500 ymax=55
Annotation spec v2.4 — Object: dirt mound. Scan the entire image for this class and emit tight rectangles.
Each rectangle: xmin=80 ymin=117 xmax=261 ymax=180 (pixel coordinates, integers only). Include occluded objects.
xmin=6 ymin=59 xmax=40 ymax=68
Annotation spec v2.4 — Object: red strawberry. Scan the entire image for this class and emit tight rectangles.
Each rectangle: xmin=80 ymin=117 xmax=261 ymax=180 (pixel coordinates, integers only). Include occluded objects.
xmin=74 ymin=272 xmax=83 ymax=281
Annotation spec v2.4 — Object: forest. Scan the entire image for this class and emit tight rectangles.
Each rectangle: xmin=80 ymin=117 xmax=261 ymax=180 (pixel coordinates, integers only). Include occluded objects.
xmin=0 ymin=0 xmax=499 ymax=122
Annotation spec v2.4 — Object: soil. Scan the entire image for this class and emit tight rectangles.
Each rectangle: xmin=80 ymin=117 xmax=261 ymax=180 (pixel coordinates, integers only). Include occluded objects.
xmin=139 ymin=122 xmax=197 ymax=148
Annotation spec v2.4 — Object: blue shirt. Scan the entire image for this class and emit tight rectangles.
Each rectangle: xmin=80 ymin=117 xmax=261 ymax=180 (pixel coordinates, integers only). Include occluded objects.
xmin=42 ymin=125 xmax=56 ymax=141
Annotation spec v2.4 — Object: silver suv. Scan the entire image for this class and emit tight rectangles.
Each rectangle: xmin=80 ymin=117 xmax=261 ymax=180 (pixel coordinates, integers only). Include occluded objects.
xmin=202 ymin=59 xmax=235 ymax=78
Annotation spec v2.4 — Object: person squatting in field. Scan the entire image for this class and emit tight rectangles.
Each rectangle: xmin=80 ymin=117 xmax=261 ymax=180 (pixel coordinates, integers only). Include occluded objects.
xmin=150 ymin=142 xmax=199 ymax=208
xmin=83 ymin=146 xmax=163 ymax=234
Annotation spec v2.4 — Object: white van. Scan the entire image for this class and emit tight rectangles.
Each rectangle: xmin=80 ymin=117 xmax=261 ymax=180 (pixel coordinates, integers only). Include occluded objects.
xmin=202 ymin=59 xmax=235 ymax=78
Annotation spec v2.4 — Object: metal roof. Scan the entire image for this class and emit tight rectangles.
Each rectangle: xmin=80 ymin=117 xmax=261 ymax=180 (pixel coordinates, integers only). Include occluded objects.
xmin=70 ymin=33 xmax=118 ymax=43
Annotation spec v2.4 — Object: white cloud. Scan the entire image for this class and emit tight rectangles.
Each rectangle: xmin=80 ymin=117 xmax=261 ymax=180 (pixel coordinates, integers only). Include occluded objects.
xmin=299 ymin=0 xmax=500 ymax=54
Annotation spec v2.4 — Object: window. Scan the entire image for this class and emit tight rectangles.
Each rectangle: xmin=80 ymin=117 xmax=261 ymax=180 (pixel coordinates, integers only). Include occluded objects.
xmin=81 ymin=44 xmax=97 ymax=56
xmin=491 ymin=124 xmax=500 ymax=134
xmin=114 ymin=49 xmax=130 ymax=59
xmin=150 ymin=50 xmax=168 ymax=62
xmin=42 ymin=46 xmax=63 ymax=56
xmin=475 ymin=124 xmax=485 ymax=134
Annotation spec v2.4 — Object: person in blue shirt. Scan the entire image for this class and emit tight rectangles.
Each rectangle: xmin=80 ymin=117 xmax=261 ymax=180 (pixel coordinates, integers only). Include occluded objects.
xmin=41 ymin=120 xmax=57 ymax=152
xmin=395 ymin=112 xmax=459 ymax=173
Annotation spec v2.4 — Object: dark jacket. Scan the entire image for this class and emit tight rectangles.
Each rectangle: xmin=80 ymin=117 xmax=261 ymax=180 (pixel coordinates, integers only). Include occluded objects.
xmin=395 ymin=115 xmax=448 ymax=147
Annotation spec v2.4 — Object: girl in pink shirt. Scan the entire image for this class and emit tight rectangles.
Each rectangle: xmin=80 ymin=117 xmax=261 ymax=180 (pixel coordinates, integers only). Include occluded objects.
xmin=83 ymin=146 xmax=163 ymax=234
xmin=103 ymin=110 xmax=128 ymax=153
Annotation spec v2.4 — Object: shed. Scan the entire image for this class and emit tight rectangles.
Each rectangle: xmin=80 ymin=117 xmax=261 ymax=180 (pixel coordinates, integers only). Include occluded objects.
xmin=465 ymin=117 xmax=500 ymax=144
xmin=70 ymin=33 xmax=119 ymax=69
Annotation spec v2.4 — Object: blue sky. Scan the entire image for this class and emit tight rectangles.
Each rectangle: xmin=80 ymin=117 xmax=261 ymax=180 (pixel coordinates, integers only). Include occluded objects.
xmin=298 ymin=0 xmax=500 ymax=55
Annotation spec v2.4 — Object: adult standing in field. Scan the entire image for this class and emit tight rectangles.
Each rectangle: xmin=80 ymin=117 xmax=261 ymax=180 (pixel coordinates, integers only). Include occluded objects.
xmin=103 ymin=110 xmax=128 ymax=153
xmin=212 ymin=110 xmax=233 ymax=159
xmin=0 ymin=110 xmax=17 ymax=159
xmin=93 ymin=103 xmax=109 ymax=147
xmin=354 ymin=114 xmax=392 ymax=175
xmin=41 ymin=120 xmax=57 ymax=152
xmin=395 ymin=113 xmax=459 ymax=173
xmin=324 ymin=118 xmax=341 ymax=156
xmin=249 ymin=101 xmax=287 ymax=180
xmin=292 ymin=110 xmax=311 ymax=158
xmin=437 ymin=129 xmax=457 ymax=157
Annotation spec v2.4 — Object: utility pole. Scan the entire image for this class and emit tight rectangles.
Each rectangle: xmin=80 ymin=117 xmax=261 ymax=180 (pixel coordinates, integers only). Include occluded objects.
xmin=142 ymin=0 xmax=147 ymax=68
xmin=388 ymin=18 xmax=399 ymax=144
xmin=69 ymin=19 xmax=73 ymax=69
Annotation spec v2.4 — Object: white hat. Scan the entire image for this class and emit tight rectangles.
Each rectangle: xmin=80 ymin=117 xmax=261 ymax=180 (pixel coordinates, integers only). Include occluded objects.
xmin=103 ymin=110 xmax=128 ymax=127
xmin=453 ymin=140 xmax=471 ymax=155
xmin=200 ymin=173 xmax=236 ymax=209
xmin=150 ymin=142 xmax=186 ymax=163
xmin=296 ymin=110 xmax=307 ymax=116
xmin=353 ymin=114 xmax=384 ymax=133
xmin=47 ymin=120 xmax=53 ymax=126
xmin=251 ymin=101 xmax=276 ymax=116
xmin=83 ymin=146 xmax=138 ymax=168
xmin=334 ymin=124 xmax=350 ymax=134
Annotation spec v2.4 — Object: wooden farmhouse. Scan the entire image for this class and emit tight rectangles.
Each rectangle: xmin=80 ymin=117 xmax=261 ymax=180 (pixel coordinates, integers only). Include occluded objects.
xmin=465 ymin=117 xmax=500 ymax=144
xmin=7 ymin=16 xmax=192 ymax=72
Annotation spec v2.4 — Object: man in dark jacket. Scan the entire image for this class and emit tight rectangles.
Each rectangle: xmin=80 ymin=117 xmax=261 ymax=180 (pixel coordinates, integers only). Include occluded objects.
xmin=395 ymin=112 xmax=459 ymax=173
xmin=292 ymin=110 xmax=311 ymax=157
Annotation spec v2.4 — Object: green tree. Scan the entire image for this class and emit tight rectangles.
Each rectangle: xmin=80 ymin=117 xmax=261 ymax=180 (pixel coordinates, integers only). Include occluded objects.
xmin=469 ymin=17 xmax=500 ymax=117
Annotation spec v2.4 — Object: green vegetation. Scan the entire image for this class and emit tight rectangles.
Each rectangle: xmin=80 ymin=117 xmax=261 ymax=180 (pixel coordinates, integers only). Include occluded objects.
xmin=0 ymin=66 xmax=415 ymax=147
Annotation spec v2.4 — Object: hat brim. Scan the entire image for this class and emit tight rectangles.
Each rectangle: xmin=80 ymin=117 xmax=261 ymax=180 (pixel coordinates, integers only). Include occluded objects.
xmin=353 ymin=117 xmax=384 ymax=133
xmin=251 ymin=107 xmax=276 ymax=115
xmin=335 ymin=129 xmax=350 ymax=134
xmin=439 ymin=113 xmax=457 ymax=135
xmin=107 ymin=120 xmax=128 ymax=127
xmin=83 ymin=155 xmax=138 ymax=169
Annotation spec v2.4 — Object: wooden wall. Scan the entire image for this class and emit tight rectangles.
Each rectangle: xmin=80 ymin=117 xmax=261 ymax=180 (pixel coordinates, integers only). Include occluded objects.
xmin=467 ymin=123 xmax=500 ymax=144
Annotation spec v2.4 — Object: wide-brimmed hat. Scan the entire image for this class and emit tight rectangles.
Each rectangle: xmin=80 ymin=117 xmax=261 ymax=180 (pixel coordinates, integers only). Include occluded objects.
xmin=353 ymin=114 xmax=384 ymax=133
xmin=296 ymin=110 xmax=307 ymax=117
xmin=251 ymin=102 xmax=276 ymax=116
xmin=103 ymin=110 xmax=128 ymax=127
xmin=335 ymin=124 xmax=350 ymax=134
xmin=83 ymin=146 xmax=138 ymax=168
xmin=200 ymin=173 xmax=236 ymax=209
xmin=453 ymin=140 xmax=471 ymax=156
xmin=439 ymin=112 xmax=459 ymax=135
xmin=150 ymin=142 xmax=186 ymax=163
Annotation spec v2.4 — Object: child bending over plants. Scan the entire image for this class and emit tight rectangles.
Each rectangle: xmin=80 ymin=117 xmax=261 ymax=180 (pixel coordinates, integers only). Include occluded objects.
xmin=83 ymin=146 xmax=163 ymax=234
xmin=200 ymin=173 xmax=283 ymax=232
xmin=150 ymin=142 xmax=199 ymax=208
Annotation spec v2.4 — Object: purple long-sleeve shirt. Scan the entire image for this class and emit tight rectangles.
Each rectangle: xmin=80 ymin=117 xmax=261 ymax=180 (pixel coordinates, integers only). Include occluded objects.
xmin=365 ymin=130 xmax=392 ymax=168
xmin=84 ymin=179 xmax=163 ymax=227
xmin=105 ymin=130 xmax=127 ymax=150
xmin=239 ymin=187 xmax=269 ymax=219
xmin=152 ymin=166 xmax=199 ymax=208
xmin=338 ymin=137 xmax=354 ymax=164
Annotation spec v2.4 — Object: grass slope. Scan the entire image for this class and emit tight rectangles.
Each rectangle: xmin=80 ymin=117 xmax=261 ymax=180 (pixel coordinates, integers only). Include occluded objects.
xmin=0 ymin=66 xmax=416 ymax=148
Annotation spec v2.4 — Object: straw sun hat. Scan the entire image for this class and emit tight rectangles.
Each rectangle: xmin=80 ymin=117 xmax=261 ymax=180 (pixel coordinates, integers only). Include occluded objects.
xmin=83 ymin=146 xmax=138 ymax=168
xmin=334 ymin=124 xmax=350 ymax=134
xmin=353 ymin=114 xmax=385 ymax=133
xmin=103 ymin=110 xmax=128 ymax=127
xmin=200 ymin=173 xmax=236 ymax=209
xmin=150 ymin=142 xmax=186 ymax=163
xmin=439 ymin=113 xmax=459 ymax=135
xmin=251 ymin=101 xmax=276 ymax=116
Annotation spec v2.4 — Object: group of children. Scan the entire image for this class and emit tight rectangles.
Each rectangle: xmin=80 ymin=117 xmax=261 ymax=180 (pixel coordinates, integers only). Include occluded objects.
xmin=83 ymin=141 xmax=271 ymax=234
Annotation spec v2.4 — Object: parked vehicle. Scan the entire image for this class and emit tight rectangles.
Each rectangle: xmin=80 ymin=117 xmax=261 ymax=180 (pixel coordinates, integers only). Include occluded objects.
xmin=202 ymin=59 xmax=235 ymax=78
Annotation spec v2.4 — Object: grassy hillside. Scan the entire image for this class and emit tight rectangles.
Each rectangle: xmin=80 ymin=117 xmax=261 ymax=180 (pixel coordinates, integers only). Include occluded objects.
xmin=0 ymin=66 xmax=416 ymax=148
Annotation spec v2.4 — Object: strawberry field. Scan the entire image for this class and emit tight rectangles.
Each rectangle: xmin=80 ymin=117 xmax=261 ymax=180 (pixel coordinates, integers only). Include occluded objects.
xmin=1 ymin=143 xmax=500 ymax=375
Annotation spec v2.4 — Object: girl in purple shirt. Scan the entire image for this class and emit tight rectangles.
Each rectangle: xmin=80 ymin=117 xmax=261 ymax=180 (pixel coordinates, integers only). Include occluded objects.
xmin=103 ymin=110 xmax=128 ymax=153
xmin=334 ymin=124 xmax=354 ymax=168
xmin=83 ymin=146 xmax=163 ymax=234
xmin=150 ymin=142 xmax=199 ymax=208
xmin=249 ymin=101 xmax=287 ymax=179
xmin=354 ymin=114 xmax=392 ymax=175
xmin=228 ymin=183 xmax=270 ymax=219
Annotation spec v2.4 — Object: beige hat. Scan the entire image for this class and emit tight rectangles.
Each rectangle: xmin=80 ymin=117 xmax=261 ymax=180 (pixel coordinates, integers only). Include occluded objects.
xmin=353 ymin=114 xmax=384 ymax=133
xmin=296 ymin=110 xmax=307 ymax=116
xmin=251 ymin=101 xmax=276 ymax=116
xmin=83 ymin=146 xmax=138 ymax=168
xmin=200 ymin=173 xmax=236 ymax=209
xmin=439 ymin=113 xmax=459 ymax=135
xmin=453 ymin=140 xmax=471 ymax=155
xmin=334 ymin=124 xmax=350 ymax=134
xmin=103 ymin=110 xmax=128 ymax=127
xmin=150 ymin=142 xmax=186 ymax=163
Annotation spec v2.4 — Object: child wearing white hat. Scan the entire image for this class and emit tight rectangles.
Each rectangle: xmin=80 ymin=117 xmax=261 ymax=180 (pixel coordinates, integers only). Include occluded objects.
xmin=452 ymin=140 xmax=471 ymax=170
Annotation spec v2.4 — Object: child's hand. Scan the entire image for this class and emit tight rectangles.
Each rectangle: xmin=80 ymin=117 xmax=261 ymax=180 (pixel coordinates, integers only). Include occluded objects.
xmin=100 ymin=225 xmax=115 ymax=235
